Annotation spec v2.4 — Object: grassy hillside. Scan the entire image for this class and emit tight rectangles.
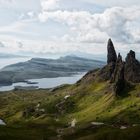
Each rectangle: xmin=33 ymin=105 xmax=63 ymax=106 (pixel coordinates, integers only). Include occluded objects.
xmin=0 ymin=70 xmax=140 ymax=139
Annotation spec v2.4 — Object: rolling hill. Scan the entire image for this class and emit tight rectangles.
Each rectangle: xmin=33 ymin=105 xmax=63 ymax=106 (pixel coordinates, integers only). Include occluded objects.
xmin=0 ymin=55 xmax=105 ymax=85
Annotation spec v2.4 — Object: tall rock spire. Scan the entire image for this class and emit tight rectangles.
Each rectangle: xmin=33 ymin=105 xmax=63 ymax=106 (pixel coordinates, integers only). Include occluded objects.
xmin=98 ymin=39 xmax=140 ymax=95
xmin=107 ymin=39 xmax=117 ymax=64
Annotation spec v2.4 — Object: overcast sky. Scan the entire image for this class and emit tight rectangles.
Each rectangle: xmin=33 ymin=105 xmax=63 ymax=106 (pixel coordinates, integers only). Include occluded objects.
xmin=0 ymin=0 xmax=139 ymax=58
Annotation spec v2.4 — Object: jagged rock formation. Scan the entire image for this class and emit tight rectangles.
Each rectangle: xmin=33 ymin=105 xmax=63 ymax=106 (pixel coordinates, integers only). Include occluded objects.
xmin=99 ymin=39 xmax=117 ymax=81
xmin=99 ymin=39 xmax=140 ymax=95
xmin=107 ymin=39 xmax=117 ymax=64
xmin=111 ymin=53 xmax=124 ymax=83
xmin=111 ymin=53 xmax=125 ymax=95
xmin=125 ymin=50 xmax=140 ymax=83
xmin=98 ymin=62 xmax=116 ymax=81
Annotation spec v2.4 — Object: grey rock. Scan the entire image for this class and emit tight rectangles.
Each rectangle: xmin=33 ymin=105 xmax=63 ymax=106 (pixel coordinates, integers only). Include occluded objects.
xmin=112 ymin=53 xmax=125 ymax=95
xmin=99 ymin=39 xmax=117 ymax=81
xmin=99 ymin=40 xmax=139 ymax=95
xmin=98 ymin=62 xmax=116 ymax=81
xmin=125 ymin=50 xmax=140 ymax=83
xmin=107 ymin=39 xmax=117 ymax=64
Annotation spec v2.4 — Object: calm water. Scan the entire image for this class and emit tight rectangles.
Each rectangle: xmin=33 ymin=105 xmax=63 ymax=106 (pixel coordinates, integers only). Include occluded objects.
xmin=0 ymin=73 xmax=86 ymax=92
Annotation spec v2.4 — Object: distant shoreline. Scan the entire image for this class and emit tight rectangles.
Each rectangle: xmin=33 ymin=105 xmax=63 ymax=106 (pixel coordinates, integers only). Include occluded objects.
xmin=0 ymin=72 xmax=86 ymax=92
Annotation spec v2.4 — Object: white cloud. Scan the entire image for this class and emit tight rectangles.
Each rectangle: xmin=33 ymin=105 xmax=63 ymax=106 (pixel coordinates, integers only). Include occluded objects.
xmin=0 ymin=0 xmax=13 ymax=4
xmin=81 ymin=0 xmax=140 ymax=7
xmin=0 ymin=0 xmax=14 ymax=7
xmin=27 ymin=11 xmax=35 ymax=18
xmin=0 ymin=18 xmax=39 ymax=38
xmin=40 ymin=0 xmax=60 ymax=11
xmin=0 ymin=0 xmax=140 ymax=57
xmin=0 ymin=42 xmax=5 ymax=48
xmin=39 ymin=6 xmax=140 ymax=44
xmin=0 ymin=21 xmax=27 ymax=32
xmin=0 ymin=33 xmax=140 ymax=59
xmin=0 ymin=33 xmax=106 ymax=55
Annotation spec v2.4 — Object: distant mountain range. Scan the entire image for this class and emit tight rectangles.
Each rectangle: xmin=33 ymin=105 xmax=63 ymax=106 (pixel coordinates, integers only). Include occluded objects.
xmin=0 ymin=55 xmax=105 ymax=85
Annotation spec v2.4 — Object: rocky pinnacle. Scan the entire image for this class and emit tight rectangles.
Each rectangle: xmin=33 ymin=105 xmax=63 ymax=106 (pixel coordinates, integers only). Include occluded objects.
xmin=99 ymin=39 xmax=140 ymax=95
xmin=107 ymin=39 xmax=117 ymax=64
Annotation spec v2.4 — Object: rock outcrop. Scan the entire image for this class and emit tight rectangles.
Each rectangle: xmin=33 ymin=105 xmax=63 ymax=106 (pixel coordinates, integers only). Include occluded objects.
xmin=111 ymin=53 xmax=124 ymax=82
xmin=111 ymin=53 xmax=125 ymax=95
xmin=99 ymin=39 xmax=140 ymax=95
xmin=107 ymin=39 xmax=117 ymax=64
xmin=125 ymin=50 xmax=140 ymax=83
xmin=99 ymin=39 xmax=117 ymax=81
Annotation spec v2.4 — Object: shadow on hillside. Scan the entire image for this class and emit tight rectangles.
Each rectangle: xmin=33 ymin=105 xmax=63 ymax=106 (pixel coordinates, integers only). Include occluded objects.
xmin=118 ymin=83 xmax=135 ymax=98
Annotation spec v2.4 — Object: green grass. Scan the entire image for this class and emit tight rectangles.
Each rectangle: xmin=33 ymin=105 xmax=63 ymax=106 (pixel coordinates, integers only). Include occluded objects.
xmin=63 ymin=125 xmax=140 ymax=140
xmin=0 ymin=80 xmax=140 ymax=139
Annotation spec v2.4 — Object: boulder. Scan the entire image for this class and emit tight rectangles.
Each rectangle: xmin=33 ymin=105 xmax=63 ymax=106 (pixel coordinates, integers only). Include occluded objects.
xmin=22 ymin=106 xmax=35 ymax=117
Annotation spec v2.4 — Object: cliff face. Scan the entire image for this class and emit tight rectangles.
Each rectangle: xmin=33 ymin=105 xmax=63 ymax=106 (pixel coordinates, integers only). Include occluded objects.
xmin=99 ymin=39 xmax=140 ymax=95
xmin=125 ymin=50 xmax=140 ymax=83
xmin=107 ymin=39 xmax=117 ymax=64
xmin=111 ymin=53 xmax=125 ymax=95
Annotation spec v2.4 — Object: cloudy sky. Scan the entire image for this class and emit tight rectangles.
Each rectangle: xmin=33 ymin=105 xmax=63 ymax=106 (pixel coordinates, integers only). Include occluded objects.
xmin=0 ymin=0 xmax=139 ymax=58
